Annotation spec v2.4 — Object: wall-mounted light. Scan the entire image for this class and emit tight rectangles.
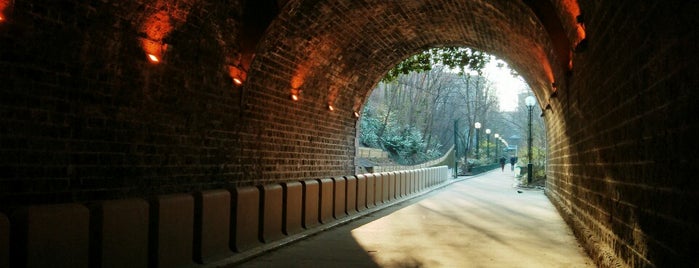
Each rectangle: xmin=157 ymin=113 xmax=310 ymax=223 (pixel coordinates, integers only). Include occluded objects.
xmin=228 ymin=65 xmax=247 ymax=87
xmin=147 ymin=54 xmax=160 ymax=63
xmin=141 ymin=38 xmax=167 ymax=64
xmin=574 ymin=14 xmax=588 ymax=53
xmin=550 ymin=82 xmax=558 ymax=98
xmin=353 ymin=111 xmax=360 ymax=118
xmin=328 ymin=104 xmax=334 ymax=111
xmin=290 ymin=88 xmax=301 ymax=101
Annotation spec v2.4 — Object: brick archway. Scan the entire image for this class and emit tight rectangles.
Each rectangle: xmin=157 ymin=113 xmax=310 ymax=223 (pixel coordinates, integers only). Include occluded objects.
xmin=0 ymin=0 xmax=696 ymax=266
xmin=241 ymin=0 xmax=571 ymax=181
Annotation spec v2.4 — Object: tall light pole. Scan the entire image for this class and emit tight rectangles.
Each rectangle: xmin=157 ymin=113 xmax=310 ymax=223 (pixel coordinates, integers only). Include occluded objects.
xmin=474 ymin=122 xmax=481 ymax=159
xmin=453 ymin=119 xmax=458 ymax=178
xmin=525 ymin=96 xmax=536 ymax=184
xmin=494 ymin=133 xmax=500 ymax=161
xmin=485 ymin=128 xmax=491 ymax=162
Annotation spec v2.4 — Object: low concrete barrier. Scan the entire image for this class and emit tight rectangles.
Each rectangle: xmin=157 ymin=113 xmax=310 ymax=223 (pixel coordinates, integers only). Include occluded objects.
xmin=356 ymin=175 xmax=367 ymax=211
xmin=317 ymin=178 xmax=334 ymax=224
xmin=374 ymin=173 xmax=383 ymax=204
xmin=260 ymin=184 xmax=284 ymax=243
xmin=345 ymin=176 xmax=357 ymax=215
xmin=388 ymin=172 xmax=396 ymax=200
xmin=231 ymin=187 xmax=261 ymax=252
xmin=409 ymin=170 xmax=416 ymax=194
xmin=401 ymin=171 xmax=408 ymax=196
xmin=365 ymin=174 xmax=376 ymax=208
xmin=0 ymin=213 xmax=9 ymax=268
xmin=11 ymin=203 xmax=90 ymax=268
xmin=282 ymin=182 xmax=303 ymax=235
xmin=92 ymin=198 xmax=149 ymax=268
xmin=332 ymin=177 xmax=347 ymax=219
xmin=150 ymin=194 xmax=194 ymax=268
xmin=194 ymin=190 xmax=232 ymax=264
xmin=301 ymin=180 xmax=320 ymax=228
xmin=379 ymin=173 xmax=389 ymax=203
xmin=400 ymin=171 xmax=407 ymax=197
xmin=1 ymin=166 xmax=452 ymax=268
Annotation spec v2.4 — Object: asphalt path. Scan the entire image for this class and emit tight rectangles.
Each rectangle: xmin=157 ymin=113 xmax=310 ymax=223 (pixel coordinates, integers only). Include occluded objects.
xmin=236 ymin=170 xmax=594 ymax=267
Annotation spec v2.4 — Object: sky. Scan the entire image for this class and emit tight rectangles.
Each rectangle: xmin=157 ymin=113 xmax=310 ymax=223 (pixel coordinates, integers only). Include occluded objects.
xmin=481 ymin=59 xmax=529 ymax=112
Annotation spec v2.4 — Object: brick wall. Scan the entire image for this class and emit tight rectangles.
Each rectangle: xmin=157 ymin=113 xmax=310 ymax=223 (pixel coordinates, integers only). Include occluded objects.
xmin=0 ymin=0 xmax=250 ymax=208
xmin=545 ymin=1 xmax=698 ymax=266
xmin=0 ymin=0 xmax=697 ymax=266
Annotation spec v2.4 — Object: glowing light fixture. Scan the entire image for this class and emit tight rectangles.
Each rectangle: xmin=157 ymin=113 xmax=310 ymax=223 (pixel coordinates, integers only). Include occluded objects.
xmin=0 ymin=15 xmax=4 ymax=22
xmin=290 ymin=88 xmax=301 ymax=101
xmin=354 ymin=111 xmax=360 ymax=118
xmin=328 ymin=105 xmax=334 ymax=111
xmin=229 ymin=65 xmax=247 ymax=87
xmin=550 ymin=82 xmax=559 ymax=98
xmin=574 ymin=14 xmax=588 ymax=52
xmin=147 ymin=53 xmax=160 ymax=63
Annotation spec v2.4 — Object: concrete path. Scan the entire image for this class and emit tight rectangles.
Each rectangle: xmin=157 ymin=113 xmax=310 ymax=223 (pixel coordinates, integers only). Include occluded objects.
xmin=237 ymin=170 xmax=594 ymax=268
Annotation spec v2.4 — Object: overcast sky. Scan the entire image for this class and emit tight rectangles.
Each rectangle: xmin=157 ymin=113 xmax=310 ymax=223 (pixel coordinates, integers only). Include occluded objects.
xmin=481 ymin=59 xmax=529 ymax=112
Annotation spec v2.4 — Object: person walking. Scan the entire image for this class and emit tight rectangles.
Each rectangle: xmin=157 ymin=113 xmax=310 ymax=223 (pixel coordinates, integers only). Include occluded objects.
xmin=510 ymin=156 xmax=516 ymax=171
xmin=499 ymin=156 xmax=506 ymax=172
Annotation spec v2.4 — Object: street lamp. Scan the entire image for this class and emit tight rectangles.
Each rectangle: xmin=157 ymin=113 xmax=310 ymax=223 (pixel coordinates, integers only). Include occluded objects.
xmin=485 ymin=128 xmax=491 ymax=162
xmin=525 ymin=95 xmax=536 ymax=184
xmin=474 ymin=122 xmax=481 ymax=159
xmin=494 ymin=133 xmax=500 ymax=161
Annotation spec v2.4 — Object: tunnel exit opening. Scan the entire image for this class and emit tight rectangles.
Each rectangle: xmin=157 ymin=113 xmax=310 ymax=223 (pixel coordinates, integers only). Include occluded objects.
xmin=355 ymin=48 xmax=547 ymax=187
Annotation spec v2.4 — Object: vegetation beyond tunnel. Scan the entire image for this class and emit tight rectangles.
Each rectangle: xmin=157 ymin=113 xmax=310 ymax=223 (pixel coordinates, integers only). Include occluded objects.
xmin=0 ymin=0 xmax=696 ymax=267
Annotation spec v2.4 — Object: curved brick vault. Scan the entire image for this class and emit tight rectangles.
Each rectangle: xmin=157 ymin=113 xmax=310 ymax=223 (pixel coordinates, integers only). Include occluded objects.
xmin=0 ymin=0 xmax=697 ymax=267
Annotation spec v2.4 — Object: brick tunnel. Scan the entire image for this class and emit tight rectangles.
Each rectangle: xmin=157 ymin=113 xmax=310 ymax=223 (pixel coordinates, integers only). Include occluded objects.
xmin=0 ymin=0 xmax=697 ymax=267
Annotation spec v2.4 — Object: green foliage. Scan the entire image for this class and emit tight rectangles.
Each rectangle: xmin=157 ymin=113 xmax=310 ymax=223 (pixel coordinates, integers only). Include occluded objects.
xmin=358 ymin=106 xmax=383 ymax=148
xmin=359 ymin=105 xmax=441 ymax=165
xmin=382 ymin=47 xmax=489 ymax=82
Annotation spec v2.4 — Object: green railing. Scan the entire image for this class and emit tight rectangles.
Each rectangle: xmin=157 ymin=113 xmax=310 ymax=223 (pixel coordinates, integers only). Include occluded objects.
xmin=467 ymin=163 xmax=501 ymax=175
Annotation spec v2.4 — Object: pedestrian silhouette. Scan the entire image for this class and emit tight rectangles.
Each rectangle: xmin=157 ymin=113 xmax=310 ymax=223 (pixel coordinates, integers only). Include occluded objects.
xmin=499 ymin=156 xmax=506 ymax=171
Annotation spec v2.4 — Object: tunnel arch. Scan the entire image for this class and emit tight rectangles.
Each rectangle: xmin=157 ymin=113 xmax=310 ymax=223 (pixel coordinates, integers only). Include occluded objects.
xmin=247 ymin=0 xmax=567 ymax=110
xmin=237 ymin=1 xmax=697 ymax=266
xmin=0 ymin=0 xmax=696 ymax=267
xmin=240 ymin=0 xmax=573 ymax=183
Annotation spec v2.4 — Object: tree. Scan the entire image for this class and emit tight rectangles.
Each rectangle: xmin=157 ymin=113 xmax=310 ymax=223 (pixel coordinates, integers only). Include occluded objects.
xmin=382 ymin=47 xmax=489 ymax=82
xmin=359 ymin=48 xmax=504 ymax=166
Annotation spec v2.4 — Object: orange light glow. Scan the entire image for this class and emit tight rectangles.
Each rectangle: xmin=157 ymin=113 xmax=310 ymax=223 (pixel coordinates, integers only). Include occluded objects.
xmin=291 ymin=94 xmax=299 ymax=101
xmin=228 ymin=65 xmax=247 ymax=86
xmin=576 ymin=24 xmax=586 ymax=40
xmin=0 ymin=0 xmax=7 ymax=22
xmin=328 ymin=105 xmax=334 ymax=111
xmin=567 ymin=50 xmax=574 ymax=70
xmin=140 ymin=9 xmax=174 ymax=64
xmin=561 ymin=0 xmax=586 ymax=44
xmin=147 ymin=54 xmax=160 ymax=63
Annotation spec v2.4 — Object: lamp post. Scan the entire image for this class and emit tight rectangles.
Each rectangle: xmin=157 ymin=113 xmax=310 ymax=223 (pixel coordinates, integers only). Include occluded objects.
xmin=494 ymin=133 xmax=500 ymax=161
xmin=525 ymin=96 xmax=536 ymax=184
xmin=485 ymin=128 xmax=491 ymax=162
xmin=453 ymin=119 xmax=458 ymax=178
xmin=474 ymin=122 xmax=481 ymax=159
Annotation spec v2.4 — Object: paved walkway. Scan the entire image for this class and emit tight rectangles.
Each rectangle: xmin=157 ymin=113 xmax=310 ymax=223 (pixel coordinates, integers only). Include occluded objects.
xmin=237 ymin=170 xmax=594 ymax=267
